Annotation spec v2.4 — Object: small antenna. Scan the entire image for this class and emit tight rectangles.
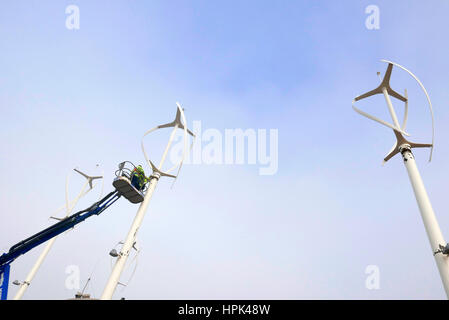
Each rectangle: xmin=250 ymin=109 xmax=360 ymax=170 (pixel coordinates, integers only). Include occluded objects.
xmin=80 ymin=277 xmax=91 ymax=295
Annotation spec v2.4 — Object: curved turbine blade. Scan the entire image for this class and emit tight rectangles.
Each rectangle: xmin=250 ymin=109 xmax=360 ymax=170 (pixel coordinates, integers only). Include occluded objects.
xmin=170 ymin=102 xmax=194 ymax=188
xmin=352 ymin=102 xmax=410 ymax=136
xmin=141 ymin=103 xmax=195 ymax=181
xmin=402 ymin=89 xmax=408 ymax=131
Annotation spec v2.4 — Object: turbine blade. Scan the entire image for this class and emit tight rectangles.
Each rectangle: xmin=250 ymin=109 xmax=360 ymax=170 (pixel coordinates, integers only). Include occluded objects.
xmin=383 ymin=147 xmax=400 ymax=163
xmin=73 ymin=169 xmax=89 ymax=179
xmin=178 ymin=123 xmax=195 ymax=137
xmin=158 ymin=121 xmax=176 ymax=129
xmin=387 ymin=87 xmax=407 ymax=102
xmin=148 ymin=159 xmax=177 ymax=179
xmin=354 ymin=87 xmax=383 ymax=102
xmin=382 ymin=63 xmax=393 ymax=86
xmin=175 ymin=107 xmax=182 ymax=124
xmin=352 ymin=104 xmax=410 ymax=136
xmin=402 ymin=89 xmax=408 ymax=130
xmin=410 ymin=142 xmax=433 ymax=149
xmin=382 ymin=143 xmax=397 ymax=166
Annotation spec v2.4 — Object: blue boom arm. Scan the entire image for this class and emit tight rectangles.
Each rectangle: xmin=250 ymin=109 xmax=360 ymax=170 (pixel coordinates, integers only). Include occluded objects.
xmin=0 ymin=190 xmax=121 ymax=299
xmin=0 ymin=190 xmax=120 ymax=267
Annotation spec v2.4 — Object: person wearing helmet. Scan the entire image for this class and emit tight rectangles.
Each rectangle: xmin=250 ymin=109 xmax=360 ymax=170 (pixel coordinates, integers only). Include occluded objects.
xmin=131 ymin=165 xmax=148 ymax=191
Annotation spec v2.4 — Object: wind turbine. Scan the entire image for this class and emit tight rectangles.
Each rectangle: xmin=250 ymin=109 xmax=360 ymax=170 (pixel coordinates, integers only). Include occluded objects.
xmin=74 ymin=168 xmax=103 ymax=190
xmin=353 ymin=60 xmax=449 ymax=298
xmin=12 ymin=167 xmax=104 ymax=300
xmin=101 ymin=103 xmax=195 ymax=300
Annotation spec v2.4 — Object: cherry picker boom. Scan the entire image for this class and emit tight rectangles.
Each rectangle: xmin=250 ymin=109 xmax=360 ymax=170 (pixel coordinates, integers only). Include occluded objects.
xmin=0 ymin=162 xmax=147 ymax=300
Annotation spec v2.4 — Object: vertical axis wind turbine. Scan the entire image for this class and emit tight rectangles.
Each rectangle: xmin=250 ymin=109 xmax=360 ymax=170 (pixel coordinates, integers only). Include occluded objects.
xmin=101 ymin=103 xmax=194 ymax=299
xmin=13 ymin=168 xmax=103 ymax=300
xmin=353 ymin=60 xmax=449 ymax=298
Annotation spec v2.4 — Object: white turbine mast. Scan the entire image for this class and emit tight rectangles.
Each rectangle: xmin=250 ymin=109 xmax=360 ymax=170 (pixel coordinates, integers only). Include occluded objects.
xmin=353 ymin=60 xmax=449 ymax=298
xmin=12 ymin=167 xmax=104 ymax=300
xmin=101 ymin=103 xmax=195 ymax=300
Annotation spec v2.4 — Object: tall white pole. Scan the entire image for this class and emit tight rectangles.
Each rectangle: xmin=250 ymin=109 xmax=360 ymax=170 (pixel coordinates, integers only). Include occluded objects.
xmin=383 ymin=84 xmax=449 ymax=297
xmin=400 ymin=147 xmax=449 ymax=298
xmin=382 ymin=87 xmax=401 ymax=128
xmin=13 ymin=180 xmax=89 ymax=300
xmin=101 ymin=125 xmax=179 ymax=300
xmin=13 ymin=237 xmax=57 ymax=300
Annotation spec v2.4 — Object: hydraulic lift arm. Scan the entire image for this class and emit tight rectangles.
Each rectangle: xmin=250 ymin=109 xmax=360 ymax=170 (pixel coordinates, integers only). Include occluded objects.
xmin=0 ymin=190 xmax=121 ymax=299
xmin=0 ymin=191 xmax=120 ymax=267
xmin=0 ymin=161 xmax=147 ymax=299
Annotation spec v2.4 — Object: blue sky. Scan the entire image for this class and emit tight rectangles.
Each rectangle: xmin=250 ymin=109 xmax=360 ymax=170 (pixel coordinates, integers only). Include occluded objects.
xmin=1 ymin=0 xmax=449 ymax=299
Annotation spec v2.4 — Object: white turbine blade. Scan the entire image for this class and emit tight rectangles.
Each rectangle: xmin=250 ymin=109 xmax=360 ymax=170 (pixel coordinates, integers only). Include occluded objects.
xmin=171 ymin=134 xmax=196 ymax=189
xmin=170 ymin=102 xmax=192 ymax=188
xmin=141 ymin=104 xmax=194 ymax=181
xmin=352 ymin=102 xmax=410 ymax=136
xmin=148 ymin=159 xmax=176 ymax=178
xmin=381 ymin=59 xmax=435 ymax=162
xmin=142 ymin=129 xmax=177 ymax=178
xmin=163 ymin=103 xmax=192 ymax=175
xmin=51 ymin=174 xmax=93 ymax=220
xmin=141 ymin=125 xmax=160 ymax=171
xmin=170 ymin=103 xmax=189 ymax=186
xmin=402 ymin=89 xmax=408 ymax=131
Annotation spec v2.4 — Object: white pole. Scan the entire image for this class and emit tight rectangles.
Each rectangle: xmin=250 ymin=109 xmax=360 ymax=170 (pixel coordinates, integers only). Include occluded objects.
xmin=384 ymin=84 xmax=449 ymax=297
xmin=401 ymin=147 xmax=449 ymax=298
xmin=382 ymin=87 xmax=401 ymax=129
xmin=101 ymin=125 xmax=179 ymax=300
xmin=13 ymin=180 xmax=89 ymax=300
xmin=13 ymin=237 xmax=57 ymax=300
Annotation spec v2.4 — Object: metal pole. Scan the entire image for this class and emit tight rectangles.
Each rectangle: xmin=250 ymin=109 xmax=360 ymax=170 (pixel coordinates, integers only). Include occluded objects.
xmin=101 ymin=125 xmax=179 ymax=300
xmin=13 ymin=180 xmax=89 ymax=300
xmin=400 ymin=147 xmax=449 ymax=298
xmin=13 ymin=237 xmax=57 ymax=300
xmin=382 ymin=87 xmax=401 ymax=129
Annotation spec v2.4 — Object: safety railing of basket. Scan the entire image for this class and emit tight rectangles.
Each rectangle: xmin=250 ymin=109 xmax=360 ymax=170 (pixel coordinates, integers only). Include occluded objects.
xmin=115 ymin=161 xmax=149 ymax=192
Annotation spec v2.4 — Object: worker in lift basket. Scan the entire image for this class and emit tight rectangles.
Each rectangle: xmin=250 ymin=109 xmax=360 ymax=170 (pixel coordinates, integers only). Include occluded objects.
xmin=131 ymin=165 xmax=148 ymax=191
